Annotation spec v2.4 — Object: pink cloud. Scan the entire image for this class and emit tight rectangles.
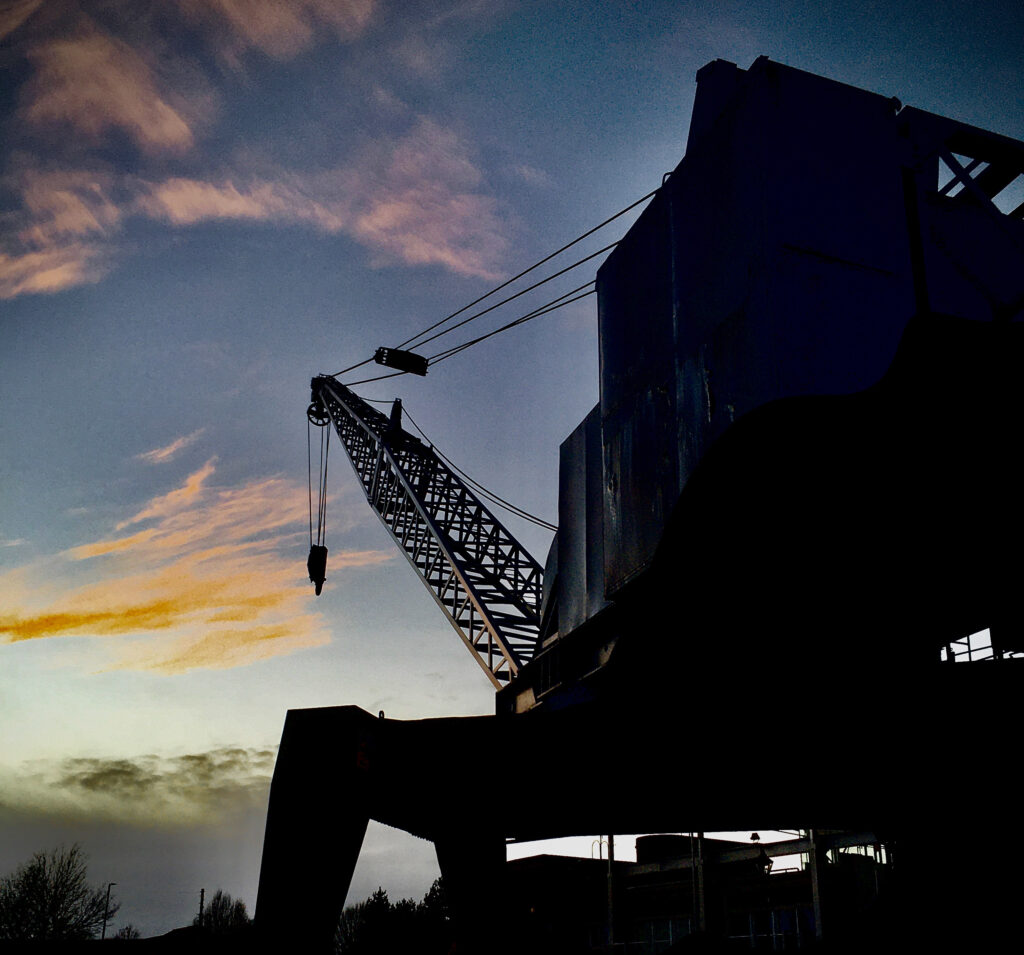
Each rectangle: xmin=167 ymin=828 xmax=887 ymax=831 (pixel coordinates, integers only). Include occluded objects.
xmin=178 ymin=0 xmax=376 ymax=63
xmin=23 ymin=27 xmax=194 ymax=154
xmin=16 ymin=168 xmax=122 ymax=244
xmin=135 ymin=177 xmax=347 ymax=231
xmin=0 ymin=243 xmax=108 ymax=299
xmin=0 ymin=0 xmax=43 ymax=42
xmin=134 ymin=118 xmax=509 ymax=278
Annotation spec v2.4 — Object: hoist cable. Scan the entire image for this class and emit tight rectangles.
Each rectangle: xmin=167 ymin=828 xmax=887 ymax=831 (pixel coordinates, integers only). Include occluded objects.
xmin=328 ymin=187 xmax=659 ymax=381
xmin=343 ymin=369 xmax=408 ymax=387
xmin=312 ymin=422 xmax=330 ymax=547
xmin=307 ymin=419 xmax=314 ymax=547
xmin=330 ymin=356 xmax=374 ymax=378
xmin=403 ymin=409 xmax=557 ymax=532
xmin=319 ymin=424 xmax=330 ymax=545
xmin=428 ymin=285 xmax=596 ymax=365
xmin=409 ymin=242 xmax=616 ymax=353
xmin=396 ymin=187 xmax=659 ymax=351
xmin=344 ymin=284 xmax=596 ymax=386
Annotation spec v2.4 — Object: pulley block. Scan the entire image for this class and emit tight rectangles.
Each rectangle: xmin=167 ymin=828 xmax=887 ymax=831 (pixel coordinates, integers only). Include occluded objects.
xmin=374 ymin=347 xmax=429 ymax=376
xmin=307 ymin=401 xmax=330 ymax=426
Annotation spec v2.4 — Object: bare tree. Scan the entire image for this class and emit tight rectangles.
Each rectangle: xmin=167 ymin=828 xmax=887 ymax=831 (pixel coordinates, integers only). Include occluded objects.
xmin=193 ymin=889 xmax=251 ymax=935
xmin=0 ymin=845 xmax=118 ymax=941
xmin=114 ymin=923 xmax=142 ymax=939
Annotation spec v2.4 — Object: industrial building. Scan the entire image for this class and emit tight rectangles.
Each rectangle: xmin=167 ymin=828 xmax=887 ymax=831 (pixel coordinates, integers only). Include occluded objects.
xmin=507 ymin=831 xmax=891 ymax=952
xmin=257 ymin=55 xmax=1024 ymax=953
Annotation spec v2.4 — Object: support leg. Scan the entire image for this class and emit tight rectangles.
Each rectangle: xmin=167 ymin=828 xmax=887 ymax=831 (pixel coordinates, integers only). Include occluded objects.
xmin=255 ymin=707 xmax=374 ymax=952
xmin=435 ymin=829 xmax=506 ymax=955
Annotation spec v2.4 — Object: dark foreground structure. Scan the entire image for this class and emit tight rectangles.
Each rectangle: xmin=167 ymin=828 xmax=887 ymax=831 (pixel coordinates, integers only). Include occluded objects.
xmin=257 ymin=57 xmax=1024 ymax=952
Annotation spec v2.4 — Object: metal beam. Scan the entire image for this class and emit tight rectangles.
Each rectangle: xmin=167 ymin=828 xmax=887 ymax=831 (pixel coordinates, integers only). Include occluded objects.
xmin=312 ymin=376 xmax=543 ymax=685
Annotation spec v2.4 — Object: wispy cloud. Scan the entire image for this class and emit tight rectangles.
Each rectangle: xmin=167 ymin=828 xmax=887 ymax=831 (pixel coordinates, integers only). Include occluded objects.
xmin=0 ymin=0 xmax=43 ymax=42
xmin=0 ymin=460 xmax=392 ymax=672
xmin=0 ymin=0 xmax=509 ymax=298
xmin=114 ymin=457 xmax=217 ymax=530
xmin=134 ymin=117 xmax=508 ymax=277
xmin=178 ymin=0 xmax=377 ymax=64
xmin=2 ymin=116 xmax=507 ymax=298
xmin=0 ymin=165 xmax=121 ymax=298
xmin=134 ymin=176 xmax=347 ymax=231
xmin=3 ymin=747 xmax=276 ymax=825
xmin=136 ymin=429 xmax=207 ymax=465
xmin=0 ymin=242 xmax=109 ymax=299
xmin=15 ymin=168 xmax=123 ymax=244
xmin=23 ymin=24 xmax=194 ymax=154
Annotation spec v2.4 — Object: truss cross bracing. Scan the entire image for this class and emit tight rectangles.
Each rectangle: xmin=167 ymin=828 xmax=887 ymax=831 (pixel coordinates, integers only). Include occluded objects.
xmin=312 ymin=376 xmax=543 ymax=686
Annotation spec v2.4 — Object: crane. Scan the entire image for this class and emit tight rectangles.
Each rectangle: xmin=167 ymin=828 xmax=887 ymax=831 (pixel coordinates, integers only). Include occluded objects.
xmin=260 ymin=57 xmax=1024 ymax=954
xmin=306 ymin=374 xmax=544 ymax=687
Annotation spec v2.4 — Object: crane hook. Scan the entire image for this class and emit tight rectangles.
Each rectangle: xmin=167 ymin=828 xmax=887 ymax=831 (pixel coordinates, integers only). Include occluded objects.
xmin=307 ymin=544 xmax=328 ymax=596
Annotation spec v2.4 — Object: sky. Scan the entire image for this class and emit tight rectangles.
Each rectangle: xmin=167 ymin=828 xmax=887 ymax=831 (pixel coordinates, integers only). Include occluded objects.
xmin=1 ymin=0 xmax=1022 ymax=938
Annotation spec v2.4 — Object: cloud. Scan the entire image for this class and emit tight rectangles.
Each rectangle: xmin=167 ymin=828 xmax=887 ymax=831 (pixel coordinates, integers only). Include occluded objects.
xmin=0 ymin=165 xmax=121 ymax=298
xmin=178 ymin=0 xmax=376 ymax=64
xmin=114 ymin=457 xmax=217 ymax=530
xmin=134 ymin=176 xmax=347 ymax=231
xmin=22 ymin=24 xmax=194 ymax=154
xmin=1 ymin=3 xmax=509 ymax=298
xmin=348 ymin=118 xmax=508 ymax=278
xmin=136 ymin=429 xmax=207 ymax=465
xmin=0 ymin=0 xmax=43 ymax=42
xmin=15 ymin=168 xmax=123 ymax=243
xmin=0 ymin=460 xmax=392 ymax=672
xmin=132 ymin=118 xmax=509 ymax=278
xmin=2 ymin=747 xmax=276 ymax=825
xmin=0 ymin=242 xmax=109 ymax=299
xmin=509 ymin=163 xmax=553 ymax=188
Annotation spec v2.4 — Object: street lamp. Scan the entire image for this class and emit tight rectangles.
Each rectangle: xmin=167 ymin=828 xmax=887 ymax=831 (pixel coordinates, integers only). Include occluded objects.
xmin=101 ymin=883 xmax=117 ymax=940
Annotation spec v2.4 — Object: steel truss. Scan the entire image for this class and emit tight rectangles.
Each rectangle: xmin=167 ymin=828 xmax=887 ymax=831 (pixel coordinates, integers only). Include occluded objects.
xmin=311 ymin=375 xmax=543 ymax=686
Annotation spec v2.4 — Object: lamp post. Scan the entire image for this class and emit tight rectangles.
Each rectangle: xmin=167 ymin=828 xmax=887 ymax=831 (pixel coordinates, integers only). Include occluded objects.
xmin=101 ymin=882 xmax=117 ymax=940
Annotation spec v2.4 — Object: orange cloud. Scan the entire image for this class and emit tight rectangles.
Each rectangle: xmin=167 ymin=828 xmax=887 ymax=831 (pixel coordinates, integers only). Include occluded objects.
xmin=23 ymin=26 xmax=194 ymax=154
xmin=115 ymin=458 xmax=217 ymax=530
xmin=0 ymin=460 xmax=392 ymax=672
xmin=136 ymin=428 xmax=207 ymax=465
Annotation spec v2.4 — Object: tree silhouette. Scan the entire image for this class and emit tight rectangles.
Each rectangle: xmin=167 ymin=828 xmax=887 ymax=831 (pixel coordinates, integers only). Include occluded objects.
xmin=193 ymin=889 xmax=251 ymax=935
xmin=335 ymin=879 xmax=452 ymax=954
xmin=0 ymin=845 xmax=118 ymax=941
xmin=114 ymin=923 xmax=142 ymax=939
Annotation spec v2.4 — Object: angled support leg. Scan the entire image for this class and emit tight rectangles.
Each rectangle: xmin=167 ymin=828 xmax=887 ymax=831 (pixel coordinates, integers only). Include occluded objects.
xmin=255 ymin=707 xmax=376 ymax=952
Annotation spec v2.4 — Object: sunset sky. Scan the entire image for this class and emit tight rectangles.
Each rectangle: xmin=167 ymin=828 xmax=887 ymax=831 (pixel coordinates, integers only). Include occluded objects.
xmin=2 ymin=0 xmax=1022 ymax=937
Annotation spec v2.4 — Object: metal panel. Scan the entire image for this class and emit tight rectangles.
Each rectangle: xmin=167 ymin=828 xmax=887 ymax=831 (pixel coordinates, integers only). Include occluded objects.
xmin=556 ymin=405 xmax=608 ymax=635
xmin=597 ymin=56 xmax=918 ymax=598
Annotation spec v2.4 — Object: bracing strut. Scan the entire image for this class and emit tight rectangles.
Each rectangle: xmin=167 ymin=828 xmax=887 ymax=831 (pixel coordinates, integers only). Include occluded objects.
xmin=308 ymin=376 xmax=543 ymax=686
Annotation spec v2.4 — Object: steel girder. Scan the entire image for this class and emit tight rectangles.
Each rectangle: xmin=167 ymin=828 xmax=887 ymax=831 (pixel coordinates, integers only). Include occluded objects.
xmin=312 ymin=376 xmax=543 ymax=685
